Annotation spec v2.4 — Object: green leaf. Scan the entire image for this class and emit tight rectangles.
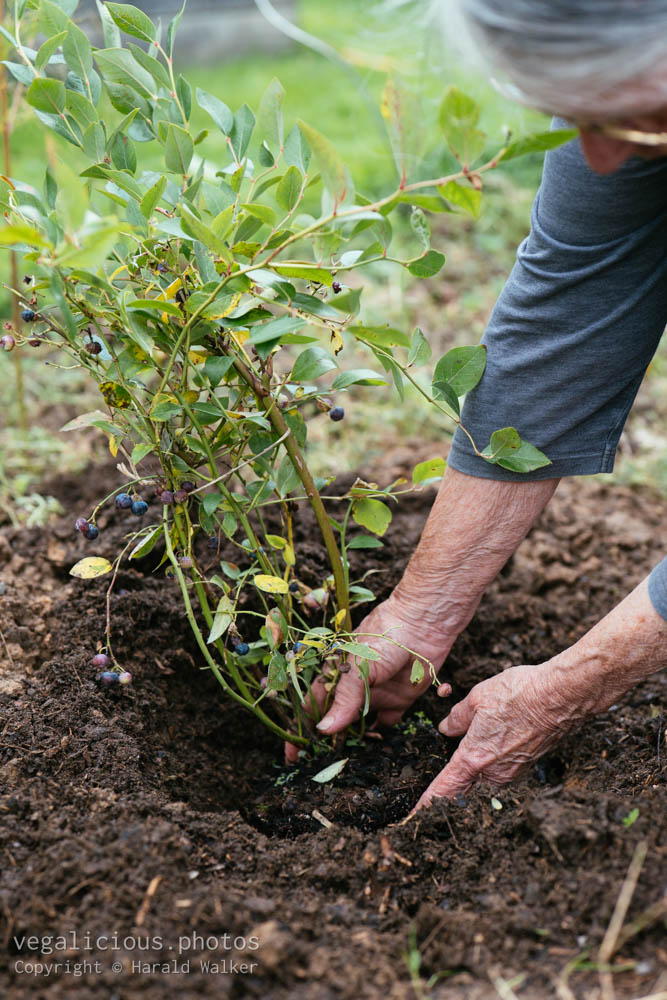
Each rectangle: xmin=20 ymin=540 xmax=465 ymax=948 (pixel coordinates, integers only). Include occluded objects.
xmin=131 ymin=442 xmax=153 ymax=465
xmin=27 ymin=77 xmax=66 ymax=114
xmin=410 ymin=207 xmax=430 ymax=250
xmin=254 ymin=574 xmax=289 ymax=595
xmin=196 ymin=87 xmax=233 ymax=135
xmin=284 ymin=123 xmax=311 ymax=172
xmin=2 ymin=61 xmax=34 ymax=86
xmin=204 ymin=355 xmax=235 ymax=387
xmin=63 ymin=22 xmax=93 ymax=86
xmin=347 ymin=534 xmax=383 ymax=550
xmin=139 ymin=174 xmax=166 ymax=219
xmin=230 ymin=104 xmax=256 ymax=161
xmin=431 ymin=380 xmax=460 ymax=414
xmin=439 ymin=180 xmax=482 ymax=219
xmin=257 ymin=76 xmax=285 ymax=152
xmin=127 ymin=43 xmax=171 ymax=90
xmin=276 ymin=165 xmax=302 ymax=212
xmin=207 ymin=594 xmax=233 ymax=643
xmin=166 ymin=0 xmax=186 ymax=59
xmin=439 ymin=86 xmax=486 ymax=165
xmin=352 ymin=497 xmax=392 ymax=537
xmin=273 ymin=264 xmax=333 ymax=286
xmin=151 ymin=400 xmax=181 ymax=421
xmin=66 ymin=91 xmax=99 ymax=130
xmin=336 ymin=641 xmax=381 ymax=661
xmin=35 ymin=31 xmax=67 ymax=72
xmin=349 ymin=325 xmax=410 ymax=349
xmin=241 ymin=202 xmax=276 ymax=227
xmin=38 ymin=0 xmax=69 ymax=36
xmin=297 ymin=119 xmax=347 ymax=203
xmin=177 ymin=74 xmax=192 ymax=122
xmin=500 ymin=129 xmax=578 ymax=162
xmin=331 ymin=368 xmax=387 ymax=390
xmin=410 ymin=660 xmax=425 ymax=684
xmin=96 ymin=0 xmax=121 ymax=47
xmin=128 ymin=298 xmax=182 ymax=316
xmin=483 ymin=432 xmax=551 ymax=473
xmin=413 ymin=457 xmax=446 ymax=485
xmin=94 ymin=48 xmax=156 ymax=99
xmin=164 ymin=123 xmax=193 ymax=174
xmin=408 ymin=327 xmax=432 ymax=366
xmin=381 ymin=73 xmax=422 ymax=184
xmin=276 ymin=455 xmax=300 ymax=497
xmin=433 ymin=345 xmax=487 ymax=398
xmin=70 ymin=556 xmax=113 ymax=579
xmin=407 ymin=250 xmax=445 ymax=278
xmin=109 ymin=131 xmax=136 ymax=172
xmin=312 ymin=759 xmax=349 ymax=784
xmin=106 ymin=3 xmax=156 ymax=43
xmin=291 ymin=346 xmax=337 ymax=382
xmin=129 ymin=525 xmax=162 ymax=559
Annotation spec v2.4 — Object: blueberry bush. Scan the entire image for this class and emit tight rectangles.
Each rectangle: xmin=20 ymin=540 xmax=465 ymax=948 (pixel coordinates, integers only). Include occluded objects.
xmin=0 ymin=0 xmax=574 ymax=747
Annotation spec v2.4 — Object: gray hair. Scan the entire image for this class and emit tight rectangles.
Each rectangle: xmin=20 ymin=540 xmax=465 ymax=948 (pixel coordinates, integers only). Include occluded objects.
xmin=451 ymin=0 xmax=667 ymax=117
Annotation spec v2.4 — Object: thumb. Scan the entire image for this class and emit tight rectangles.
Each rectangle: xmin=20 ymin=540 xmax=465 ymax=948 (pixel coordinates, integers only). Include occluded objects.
xmin=439 ymin=691 xmax=476 ymax=738
xmin=316 ymin=660 xmax=366 ymax=734
xmin=414 ymin=740 xmax=479 ymax=809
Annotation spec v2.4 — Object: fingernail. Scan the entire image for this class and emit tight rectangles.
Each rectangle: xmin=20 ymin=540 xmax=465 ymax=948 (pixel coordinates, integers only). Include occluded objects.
xmin=317 ymin=716 xmax=334 ymax=732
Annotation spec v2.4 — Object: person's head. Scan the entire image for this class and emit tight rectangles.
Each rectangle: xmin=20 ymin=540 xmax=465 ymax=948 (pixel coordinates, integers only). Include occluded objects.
xmin=454 ymin=0 xmax=667 ymax=172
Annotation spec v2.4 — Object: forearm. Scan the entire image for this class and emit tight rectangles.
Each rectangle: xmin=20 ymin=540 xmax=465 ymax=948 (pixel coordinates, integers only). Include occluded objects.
xmin=548 ymin=576 xmax=667 ymax=719
xmin=393 ymin=466 xmax=559 ymax=636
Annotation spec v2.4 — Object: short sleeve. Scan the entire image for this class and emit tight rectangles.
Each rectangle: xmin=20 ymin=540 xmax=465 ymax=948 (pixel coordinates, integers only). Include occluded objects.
xmin=447 ymin=126 xmax=667 ymax=482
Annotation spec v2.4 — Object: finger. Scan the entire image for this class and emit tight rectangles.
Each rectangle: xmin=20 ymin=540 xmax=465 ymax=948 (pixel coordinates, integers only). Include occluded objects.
xmin=414 ymin=741 xmax=480 ymax=810
xmin=375 ymin=708 xmax=404 ymax=728
xmin=316 ymin=658 xmax=366 ymax=733
xmin=438 ymin=692 xmax=476 ymax=738
xmin=284 ymin=741 xmax=300 ymax=765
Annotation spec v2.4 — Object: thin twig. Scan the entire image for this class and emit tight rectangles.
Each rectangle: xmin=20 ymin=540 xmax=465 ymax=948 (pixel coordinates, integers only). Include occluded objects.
xmin=599 ymin=840 xmax=648 ymax=1000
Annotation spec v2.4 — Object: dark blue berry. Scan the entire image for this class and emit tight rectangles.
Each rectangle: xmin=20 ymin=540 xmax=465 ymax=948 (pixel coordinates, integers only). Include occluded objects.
xmin=329 ymin=407 xmax=344 ymax=422
xmin=84 ymin=525 xmax=99 ymax=540
xmin=115 ymin=493 xmax=133 ymax=509
xmin=332 ymin=281 xmax=342 ymax=294
xmin=289 ymin=582 xmax=299 ymax=593
xmin=157 ymin=263 xmax=168 ymax=273
xmin=131 ymin=500 xmax=148 ymax=516
xmin=293 ymin=642 xmax=305 ymax=653
xmin=181 ymin=481 xmax=196 ymax=493
xmin=234 ymin=642 xmax=250 ymax=656
xmin=21 ymin=309 xmax=36 ymax=322
xmin=98 ymin=671 xmax=118 ymax=687
xmin=159 ymin=490 xmax=174 ymax=505
xmin=75 ymin=516 xmax=89 ymax=534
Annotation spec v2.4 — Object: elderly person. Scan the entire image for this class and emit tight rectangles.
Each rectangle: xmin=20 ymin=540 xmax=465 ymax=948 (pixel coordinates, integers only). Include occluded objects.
xmin=296 ymin=0 xmax=667 ymax=806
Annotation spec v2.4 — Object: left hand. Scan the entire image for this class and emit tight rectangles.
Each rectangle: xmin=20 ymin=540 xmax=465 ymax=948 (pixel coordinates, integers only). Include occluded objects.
xmin=416 ymin=661 xmax=579 ymax=809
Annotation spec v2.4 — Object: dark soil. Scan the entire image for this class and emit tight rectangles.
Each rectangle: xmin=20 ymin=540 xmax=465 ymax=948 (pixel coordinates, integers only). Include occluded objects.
xmin=0 ymin=455 xmax=665 ymax=1000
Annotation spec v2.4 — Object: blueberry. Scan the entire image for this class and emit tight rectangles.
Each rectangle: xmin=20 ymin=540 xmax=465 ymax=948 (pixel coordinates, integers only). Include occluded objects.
xmin=75 ymin=516 xmax=89 ymax=534
xmin=98 ymin=671 xmax=118 ymax=687
xmin=234 ymin=642 xmax=250 ymax=656
xmin=158 ymin=490 xmax=174 ymax=505
xmin=0 ymin=334 xmax=15 ymax=351
xmin=332 ymin=281 xmax=342 ymax=294
xmin=28 ymin=338 xmax=41 ymax=347
xmin=84 ymin=525 xmax=99 ymax=540
xmin=131 ymin=500 xmax=148 ymax=516
xmin=92 ymin=653 xmax=110 ymax=668
xmin=179 ymin=555 xmax=193 ymax=569
xmin=329 ymin=407 xmax=344 ymax=422
xmin=181 ymin=481 xmax=196 ymax=493
xmin=22 ymin=275 xmax=32 ymax=285
xmin=157 ymin=263 xmax=168 ymax=273
xmin=293 ymin=642 xmax=305 ymax=653
xmin=115 ymin=493 xmax=133 ymax=510
xmin=289 ymin=582 xmax=299 ymax=593
xmin=21 ymin=309 xmax=36 ymax=322
xmin=85 ymin=341 xmax=102 ymax=355
xmin=173 ymin=489 xmax=188 ymax=504
xmin=118 ymin=671 xmax=132 ymax=685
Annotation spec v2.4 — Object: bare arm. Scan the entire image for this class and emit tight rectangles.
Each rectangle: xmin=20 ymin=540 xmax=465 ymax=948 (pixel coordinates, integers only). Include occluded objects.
xmin=314 ymin=466 xmax=559 ymax=734
xmin=417 ymin=575 xmax=667 ymax=807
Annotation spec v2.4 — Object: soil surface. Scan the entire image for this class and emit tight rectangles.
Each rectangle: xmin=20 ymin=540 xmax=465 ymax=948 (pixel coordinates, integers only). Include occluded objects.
xmin=0 ymin=455 xmax=665 ymax=1000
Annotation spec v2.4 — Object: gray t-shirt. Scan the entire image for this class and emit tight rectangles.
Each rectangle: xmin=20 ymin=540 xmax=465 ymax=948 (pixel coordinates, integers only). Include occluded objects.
xmin=446 ymin=126 xmax=667 ymax=619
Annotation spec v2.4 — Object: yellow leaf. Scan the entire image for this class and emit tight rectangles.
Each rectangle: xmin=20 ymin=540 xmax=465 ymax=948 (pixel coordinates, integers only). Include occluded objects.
xmin=331 ymin=329 xmax=344 ymax=356
xmin=229 ymin=329 xmax=249 ymax=348
xmin=333 ymin=608 xmax=347 ymax=630
xmin=188 ymin=350 xmax=208 ymax=364
xmin=69 ymin=557 xmax=113 ymax=579
xmin=254 ymin=574 xmax=289 ymax=594
xmin=283 ymin=544 xmax=295 ymax=567
xmin=108 ymin=435 xmax=120 ymax=457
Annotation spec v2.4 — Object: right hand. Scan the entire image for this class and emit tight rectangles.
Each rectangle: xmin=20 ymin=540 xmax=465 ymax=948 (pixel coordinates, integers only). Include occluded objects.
xmin=284 ymin=594 xmax=456 ymax=762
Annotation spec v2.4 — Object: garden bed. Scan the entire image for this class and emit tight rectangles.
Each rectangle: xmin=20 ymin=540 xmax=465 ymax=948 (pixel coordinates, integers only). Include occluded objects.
xmin=0 ymin=456 xmax=665 ymax=999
